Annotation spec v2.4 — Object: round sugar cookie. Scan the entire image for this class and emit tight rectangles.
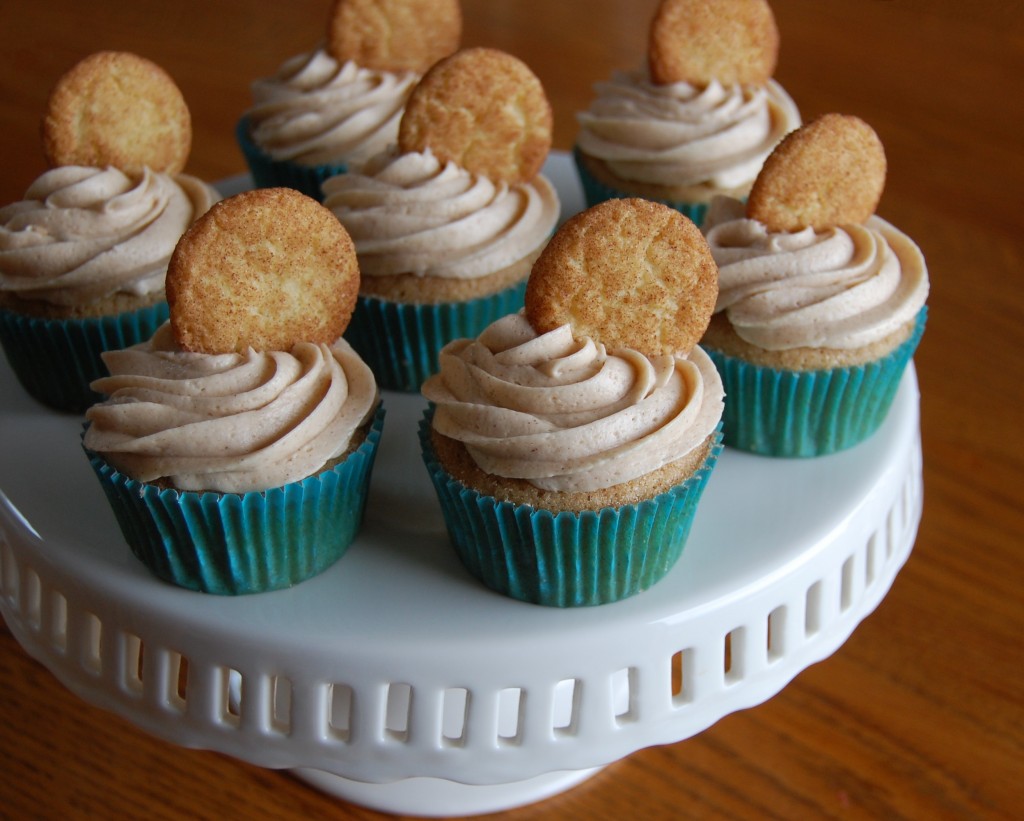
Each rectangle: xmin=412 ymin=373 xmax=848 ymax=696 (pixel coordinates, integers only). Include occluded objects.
xmin=525 ymin=198 xmax=718 ymax=358
xmin=42 ymin=51 xmax=191 ymax=175
xmin=166 ymin=188 xmax=360 ymax=354
xmin=746 ymin=113 xmax=887 ymax=232
xmin=327 ymin=0 xmax=462 ymax=74
xmin=398 ymin=47 xmax=552 ymax=185
xmin=648 ymin=0 xmax=779 ymax=86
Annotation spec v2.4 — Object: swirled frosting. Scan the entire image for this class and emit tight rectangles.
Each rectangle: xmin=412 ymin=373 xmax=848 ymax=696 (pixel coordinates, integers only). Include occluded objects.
xmin=576 ymin=72 xmax=800 ymax=190
xmin=247 ymin=48 xmax=418 ymax=167
xmin=0 ymin=166 xmax=218 ymax=307
xmin=84 ymin=323 xmax=379 ymax=494
xmin=703 ymin=197 xmax=929 ymax=350
xmin=422 ymin=312 xmax=724 ymax=492
xmin=323 ymin=149 xmax=560 ymax=280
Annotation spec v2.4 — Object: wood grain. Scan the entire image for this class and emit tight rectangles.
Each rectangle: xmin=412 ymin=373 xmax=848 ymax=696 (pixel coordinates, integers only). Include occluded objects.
xmin=1 ymin=2 xmax=1022 ymax=819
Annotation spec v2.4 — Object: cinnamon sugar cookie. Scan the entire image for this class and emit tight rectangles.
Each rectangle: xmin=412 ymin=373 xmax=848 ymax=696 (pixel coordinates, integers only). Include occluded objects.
xmin=327 ymin=0 xmax=462 ymax=74
xmin=648 ymin=0 xmax=779 ymax=86
xmin=398 ymin=47 xmax=552 ymax=185
xmin=525 ymin=198 xmax=718 ymax=357
xmin=42 ymin=51 xmax=191 ymax=174
xmin=746 ymin=113 xmax=887 ymax=231
xmin=166 ymin=188 xmax=359 ymax=354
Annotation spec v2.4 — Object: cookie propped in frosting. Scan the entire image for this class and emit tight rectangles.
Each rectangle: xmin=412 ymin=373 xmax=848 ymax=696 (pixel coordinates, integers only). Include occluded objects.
xmin=648 ymin=0 xmax=780 ymax=87
xmin=42 ymin=51 xmax=192 ymax=175
xmin=326 ymin=0 xmax=462 ymax=74
xmin=525 ymin=198 xmax=718 ymax=358
xmin=745 ymin=112 xmax=887 ymax=232
xmin=166 ymin=187 xmax=360 ymax=354
xmin=398 ymin=47 xmax=553 ymax=186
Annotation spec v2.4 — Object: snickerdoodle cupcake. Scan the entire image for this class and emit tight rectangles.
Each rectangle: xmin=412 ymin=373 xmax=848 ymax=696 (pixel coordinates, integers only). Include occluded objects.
xmin=574 ymin=0 xmax=800 ymax=225
xmin=0 ymin=51 xmax=219 ymax=412
xmin=237 ymin=0 xmax=462 ymax=200
xmin=421 ymin=198 xmax=723 ymax=606
xmin=323 ymin=47 xmax=560 ymax=392
xmin=700 ymin=113 xmax=929 ymax=456
xmin=83 ymin=188 xmax=383 ymax=594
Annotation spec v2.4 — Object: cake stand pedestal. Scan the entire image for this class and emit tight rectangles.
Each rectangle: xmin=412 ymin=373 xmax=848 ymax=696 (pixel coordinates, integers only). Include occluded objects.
xmin=0 ymin=359 xmax=921 ymax=817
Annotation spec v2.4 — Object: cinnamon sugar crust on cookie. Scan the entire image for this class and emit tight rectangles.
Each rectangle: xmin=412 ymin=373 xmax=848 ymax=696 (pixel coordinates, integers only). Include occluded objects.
xmin=166 ymin=188 xmax=360 ymax=354
xmin=746 ymin=113 xmax=887 ymax=232
xmin=648 ymin=0 xmax=779 ymax=87
xmin=525 ymin=198 xmax=718 ymax=358
xmin=327 ymin=0 xmax=462 ymax=74
xmin=398 ymin=47 xmax=552 ymax=185
xmin=42 ymin=51 xmax=192 ymax=175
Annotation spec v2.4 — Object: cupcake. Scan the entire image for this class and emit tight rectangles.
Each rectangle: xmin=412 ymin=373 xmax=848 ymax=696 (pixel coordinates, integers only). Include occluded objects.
xmin=237 ymin=0 xmax=462 ymax=200
xmin=421 ymin=198 xmax=724 ymax=606
xmin=323 ymin=47 xmax=560 ymax=392
xmin=0 ymin=51 xmax=219 ymax=413
xmin=700 ymin=113 xmax=929 ymax=457
xmin=82 ymin=188 xmax=383 ymax=595
xmin=574 ymin=0 xmax=800 ymax=225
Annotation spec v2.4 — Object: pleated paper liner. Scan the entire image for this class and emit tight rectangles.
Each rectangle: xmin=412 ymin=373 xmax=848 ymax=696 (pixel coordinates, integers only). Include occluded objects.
xmin=706 ymin=307 xmax=927 ymax=457
xmin=420 ymin=410 xmax=723 ymax=607
xmin=0 ymin=301 xmax=169 ymax=414
xmin=83 ymin=405 xmax=386 ymax=595
xmin=572 ymin=146 xmax=711 ymax=227
xmin=236 ymin=116 xmax=348 ymax=202
xmin=344 ymin=281 xmax=528 ymax=393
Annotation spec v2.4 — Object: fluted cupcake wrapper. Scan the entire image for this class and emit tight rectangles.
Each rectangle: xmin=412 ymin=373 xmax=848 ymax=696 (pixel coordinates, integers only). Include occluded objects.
xmin=83 ymin=405 xmax=386 ymax=595
xmin=572 ymin=146 xmax=711 ymax=227
xmin=235 ymin=116 xmax=348 ymax=202
xmin=420 ymin=411 xmax=723 ymax=607
xmin=0 ymin=301 xmax=169 ymax=414
xmin=344 ymin=283 xmax=528 ymax=393
xmin=706 ymin=307 xmax=927 ymax=457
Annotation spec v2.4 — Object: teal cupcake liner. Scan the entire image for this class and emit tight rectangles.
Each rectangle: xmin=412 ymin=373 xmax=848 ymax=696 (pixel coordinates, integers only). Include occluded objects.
xmin=84 ymin=405 xmax=386 ymax=595
xmin=705 ymin=307 xmax=927 ymax=457
xmin=572 ymin=146 xmax=710 ymax=226
xmin=344 ymin=281 xmax=528 ymax=393
xmin=236 ymin=115 xmax=348 ymax=202
xmin=0 ymin=301 xmax=169 ymax=414
xmin=420 ymin=410 xmax=723 ymax=607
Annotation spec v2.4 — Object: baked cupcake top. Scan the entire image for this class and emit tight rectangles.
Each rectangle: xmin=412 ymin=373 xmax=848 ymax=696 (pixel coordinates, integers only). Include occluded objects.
xmin=322 ymin=47 xmax=559 ymax=284
xmin=422 ymin=198 xmax=723 ymax=494
xmin=702 ymin=113 xmax=929 ymax=352
xmin=84 ymin=188 xmax=378 ymax=494
xmin=245 ymin=0 xmax=462 ymax=169
xmin=576 ymin=0 xmax=800 ymax=193
xmin=0 ymin=51 xmax=218 ymax=312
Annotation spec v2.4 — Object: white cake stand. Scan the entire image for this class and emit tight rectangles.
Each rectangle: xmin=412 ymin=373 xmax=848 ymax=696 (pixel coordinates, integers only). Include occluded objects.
xmin=0 ymin=155 xmax=923 ymax=817
xmin=0 ymin=370 xmax=921 ymax=816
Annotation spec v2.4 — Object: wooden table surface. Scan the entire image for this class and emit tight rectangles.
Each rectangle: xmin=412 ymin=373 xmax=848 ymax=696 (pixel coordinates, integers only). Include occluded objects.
xmin=1 ymin=2 xmax=1021 ymax=819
